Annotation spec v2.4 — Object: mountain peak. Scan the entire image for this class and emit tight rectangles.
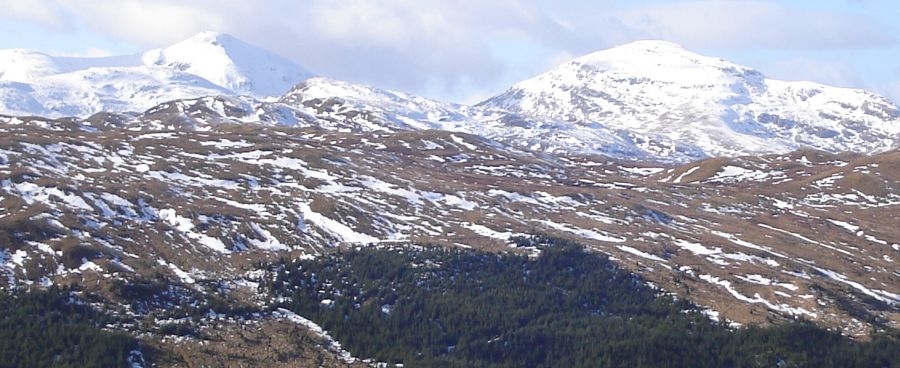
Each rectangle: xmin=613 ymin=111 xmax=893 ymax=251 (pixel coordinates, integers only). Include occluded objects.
xmin=613 ymin=40 xmax=687 ymax=52
xmin=572 ymin=40 xmax=739 ymax=73
xmin=142 ymin=31 xmax=312 ymax=97
xmin=479 ymin=41 xmax=899 ymax=161
xmin=172 ymin=31 xmax=245 ymax=50
xmin=183 ymin=30 xmax=235 ymax=42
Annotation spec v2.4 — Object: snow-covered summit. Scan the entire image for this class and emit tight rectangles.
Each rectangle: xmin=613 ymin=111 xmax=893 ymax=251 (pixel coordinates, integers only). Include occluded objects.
xmin=143 ymin=31 xmax=312 ymax=96
xmin=479 ymin=40 xmax=900 ymax=160
xmin=571 ymin=40 xmax=761 ymax=86
xmin=0 ymin=31 xmax=311 ymax=117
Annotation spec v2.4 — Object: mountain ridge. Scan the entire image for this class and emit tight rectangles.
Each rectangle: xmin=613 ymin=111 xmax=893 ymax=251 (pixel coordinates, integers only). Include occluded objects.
xmin=0 ymin=31 xmax=311 ymax=118
xmin=0 ymin=33 xmax=898 ymax=163
xmin=479 ymin=40 xmax=900 ymax=160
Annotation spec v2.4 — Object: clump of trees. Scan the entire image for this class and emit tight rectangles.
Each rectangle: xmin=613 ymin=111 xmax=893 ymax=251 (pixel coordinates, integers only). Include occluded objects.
xmin=265 ymin=235 xmax=900 ymax=367
xmin=0 ymin=286 xmax=139 ymax=368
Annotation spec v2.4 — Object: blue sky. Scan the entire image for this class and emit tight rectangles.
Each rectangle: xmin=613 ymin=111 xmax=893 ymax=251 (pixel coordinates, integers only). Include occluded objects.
xmin=1 ymin=0 xmax=898 ymax=104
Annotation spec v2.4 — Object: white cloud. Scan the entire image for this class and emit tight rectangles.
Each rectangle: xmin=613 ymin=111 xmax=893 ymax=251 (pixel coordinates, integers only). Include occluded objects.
xmin=613 ymin=1 xmax=896 ymax=49
xmin=243 ymin=0 xmax=570 ymax=98
xmin=0 ymin=0 xmax=227 ymax=45
xmin=69 ymin=0 xmax=227 ymax=45
xmin=0 ymin=0 xmax=68 ymax=27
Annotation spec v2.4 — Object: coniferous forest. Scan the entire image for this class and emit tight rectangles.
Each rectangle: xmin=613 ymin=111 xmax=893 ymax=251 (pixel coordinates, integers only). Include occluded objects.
xmin=0 ymin=286 xmax=138 ymax=368
xmin=264 ymin=236 xmax=900 ymax=368
xmin=0 ymin=236 xmax=898 ymax=367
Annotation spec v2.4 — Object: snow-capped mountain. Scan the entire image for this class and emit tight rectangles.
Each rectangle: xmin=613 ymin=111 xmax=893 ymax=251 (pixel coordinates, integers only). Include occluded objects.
xmin=279 ymin=77 xmax=475 ymax=131
xmin=142 ymin=31 xmax=311 ymax=96
xmin=0 ymin=31 xmax=310 ymax=117
xmin=479 ymin=41 xmax=900 ymax=161
xmin=1 ymin=35 xmax=897 ymax=162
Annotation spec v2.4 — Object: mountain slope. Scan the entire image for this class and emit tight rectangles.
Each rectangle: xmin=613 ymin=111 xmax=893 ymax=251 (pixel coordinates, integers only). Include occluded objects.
xmin=480 ymin=41 xmax=900 ymax=161
xmin=0 ymin=32 xmax=311 ymax=118
xmin=280 ymin=77 xmax=472 ymax=131
xmin=1 ymin=117 xmax=898 ymax=336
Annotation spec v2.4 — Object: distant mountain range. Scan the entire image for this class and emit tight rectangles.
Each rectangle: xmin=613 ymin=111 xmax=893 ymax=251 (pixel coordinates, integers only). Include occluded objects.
xmin=1 ymin=32 xmax=897 ymax=162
